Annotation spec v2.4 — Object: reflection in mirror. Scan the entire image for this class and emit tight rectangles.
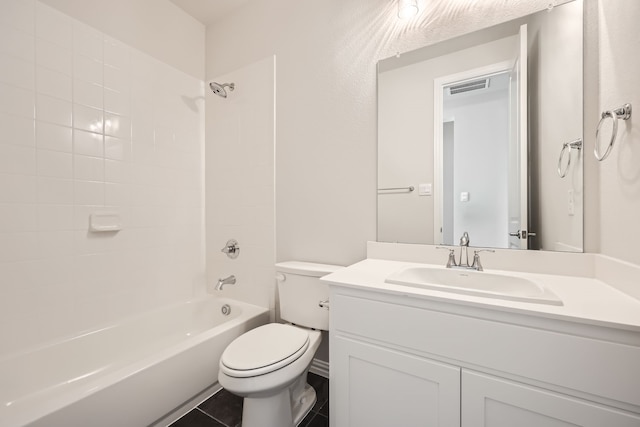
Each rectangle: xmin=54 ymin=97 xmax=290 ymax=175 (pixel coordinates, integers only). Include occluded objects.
xmin=377 ymin=0 xmax=583 ymax=252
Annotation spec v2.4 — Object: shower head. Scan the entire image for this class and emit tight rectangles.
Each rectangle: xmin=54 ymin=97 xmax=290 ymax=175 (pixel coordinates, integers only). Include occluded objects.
xmin=209 ymin=82 xmax=235 ymax=98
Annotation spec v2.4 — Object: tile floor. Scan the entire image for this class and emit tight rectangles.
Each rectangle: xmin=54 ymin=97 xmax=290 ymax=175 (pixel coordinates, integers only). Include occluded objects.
xmin=170 ymin=372 xmax=329 ymax=427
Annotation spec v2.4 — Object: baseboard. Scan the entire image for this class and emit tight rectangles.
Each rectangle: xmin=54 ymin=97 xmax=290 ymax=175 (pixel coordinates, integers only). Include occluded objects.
xmin=310 ymin=358 xmax=329 ymax=378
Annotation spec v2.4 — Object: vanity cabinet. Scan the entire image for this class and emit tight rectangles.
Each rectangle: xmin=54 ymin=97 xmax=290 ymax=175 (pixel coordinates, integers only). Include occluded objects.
xmin=329 ymin=286 xmax=640 ymax=427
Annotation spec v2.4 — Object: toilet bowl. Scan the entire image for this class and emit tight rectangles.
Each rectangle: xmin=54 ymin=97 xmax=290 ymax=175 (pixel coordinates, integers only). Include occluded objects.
xmin=218 ymin=261 xmax=341 ymax=427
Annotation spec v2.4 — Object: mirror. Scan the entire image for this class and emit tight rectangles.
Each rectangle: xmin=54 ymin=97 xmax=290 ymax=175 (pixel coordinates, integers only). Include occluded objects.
xmin=377 ymin=0 xmax=583 ymax=252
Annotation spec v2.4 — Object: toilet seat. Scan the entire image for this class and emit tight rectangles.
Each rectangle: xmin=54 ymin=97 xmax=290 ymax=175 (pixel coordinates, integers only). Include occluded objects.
xmin=220 ymin=323 xmax=310 ymax=378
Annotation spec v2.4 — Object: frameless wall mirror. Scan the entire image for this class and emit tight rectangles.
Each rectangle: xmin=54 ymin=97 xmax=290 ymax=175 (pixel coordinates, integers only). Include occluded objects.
xmin=377 ymin=0 xmax=583 ymax=252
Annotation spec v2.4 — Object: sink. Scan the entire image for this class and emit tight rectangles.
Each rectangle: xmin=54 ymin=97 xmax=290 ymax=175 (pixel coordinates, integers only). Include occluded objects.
xmin=385 ymin=267 xmax=563 ymax=306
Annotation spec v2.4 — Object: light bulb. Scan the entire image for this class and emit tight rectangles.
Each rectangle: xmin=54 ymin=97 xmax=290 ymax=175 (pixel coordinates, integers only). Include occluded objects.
xmin=398 ymin=0 xmax=419 ymax=19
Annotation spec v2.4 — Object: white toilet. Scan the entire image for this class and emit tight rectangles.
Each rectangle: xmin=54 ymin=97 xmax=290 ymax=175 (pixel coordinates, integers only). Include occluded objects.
xmin=218 ymin=261 xmax=341 ymax=427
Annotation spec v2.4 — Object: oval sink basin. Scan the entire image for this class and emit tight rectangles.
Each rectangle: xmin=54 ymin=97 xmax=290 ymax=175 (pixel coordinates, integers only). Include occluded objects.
xmin=385 ymin=267 xmax=563 ymax=306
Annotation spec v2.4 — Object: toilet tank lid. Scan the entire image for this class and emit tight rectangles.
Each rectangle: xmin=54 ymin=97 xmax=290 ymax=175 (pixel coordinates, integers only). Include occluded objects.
xmin=276 ymin=261 xmax=343 ymax=277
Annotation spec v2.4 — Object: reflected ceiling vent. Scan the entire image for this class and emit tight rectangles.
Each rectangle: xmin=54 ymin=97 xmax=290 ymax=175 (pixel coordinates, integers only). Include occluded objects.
xmin=448 ymin=78 xmax=490 ymax=95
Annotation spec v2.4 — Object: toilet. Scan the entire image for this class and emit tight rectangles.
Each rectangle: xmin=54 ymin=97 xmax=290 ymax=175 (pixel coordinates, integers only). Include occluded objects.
xmin=218 ymin=261 xmax=342 ymax=427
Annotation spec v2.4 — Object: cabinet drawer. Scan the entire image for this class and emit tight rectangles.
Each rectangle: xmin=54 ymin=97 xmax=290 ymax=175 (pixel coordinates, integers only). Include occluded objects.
xmin=331 ymin=292 xmax=640 ymax=408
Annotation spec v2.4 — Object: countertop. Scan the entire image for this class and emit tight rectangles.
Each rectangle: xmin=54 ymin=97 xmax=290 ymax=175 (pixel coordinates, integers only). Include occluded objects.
xmin=322 ymin=258 xmax=640 ymax=333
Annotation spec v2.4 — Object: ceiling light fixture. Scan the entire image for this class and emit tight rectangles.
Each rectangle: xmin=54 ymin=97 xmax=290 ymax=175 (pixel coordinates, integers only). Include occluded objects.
xmin=398 ymin=0 xmax=419 ymax=19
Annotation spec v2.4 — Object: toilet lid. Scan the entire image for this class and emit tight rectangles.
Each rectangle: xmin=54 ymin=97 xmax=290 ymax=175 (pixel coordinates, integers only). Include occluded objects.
xmin=221 ymin=324 xmax=309 ymax=377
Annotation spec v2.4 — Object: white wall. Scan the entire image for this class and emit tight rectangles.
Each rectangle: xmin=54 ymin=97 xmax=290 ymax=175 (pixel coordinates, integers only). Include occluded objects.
xmin=0 ymin=0 xmax=205 ymax=356
xmin=38 ymin=0 xmax=205 ymax=79
xmin=205 ymin=56 xmax=276 ymax=312
xmin=597 ymin=0 xmax=640 ymax=266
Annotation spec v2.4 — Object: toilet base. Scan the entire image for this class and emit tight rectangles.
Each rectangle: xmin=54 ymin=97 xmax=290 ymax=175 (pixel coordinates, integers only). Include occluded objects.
xmin=241 ymin=380 xmax=317 ymax=427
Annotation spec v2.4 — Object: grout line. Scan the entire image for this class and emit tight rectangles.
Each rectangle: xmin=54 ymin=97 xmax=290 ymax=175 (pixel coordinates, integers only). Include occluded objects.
xmin=194 ymin=407 xmax=231 ymax=427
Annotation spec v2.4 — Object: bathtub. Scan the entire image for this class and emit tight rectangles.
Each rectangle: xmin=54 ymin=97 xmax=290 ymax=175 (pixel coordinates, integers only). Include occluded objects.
xmin=0 ymin=297 xmax=270 ymax=427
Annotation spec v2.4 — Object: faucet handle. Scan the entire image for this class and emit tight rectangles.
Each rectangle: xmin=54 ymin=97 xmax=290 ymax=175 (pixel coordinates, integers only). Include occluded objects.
xmin=471 ymin=249 xmax=494 ymax=271
xmin=436 ymin=246 xmax=457 ymax=268
xmin=473 ymin=249 xmax=495 ymax=255
xmin=221 ymin=239 xmax=240 ymax=259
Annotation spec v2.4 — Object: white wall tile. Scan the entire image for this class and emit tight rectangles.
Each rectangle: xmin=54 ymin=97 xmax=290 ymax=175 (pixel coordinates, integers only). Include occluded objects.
xmin=0 ymin=26 xmax=35 ymax=62
xmin=37 ymin=149 xmax=73 ymax=179
xmin=0 ymin=174 xmax=37 ymax=204
xmin=104 ymin=136 xmax=130 ymax=161
xmin=36 ymin=38 xmax=72 ymax=76
xmin=104 ymin=88 xmax=130 ymax=117
xmin=37 ymin=122 xmax=72 ymax=152
xmin=37 ymin=177 xmax=74 ymax=205
xmin=73 ymin=129 xmax=103 ymax=157
xmin=104 ymin=38 xmax=130 ymax=70
xmin=74 ymin=55 xmax=103 ymax=85
xmin=37 ymin=204 xmax=74 ymax=231
xmin=36 ymin=94 xmax=72 ymax=126
xmin=36 ymin=66 xmax=73 ymax=101
xmin=73 ymin=103 xmax=103 ymax=133
xmin=105 ymin=182 xmax=131 ymax=206
xmin=0 ymin=82 xmax=35 ymax=119
xmin=0 ymin=143 xmax=36 ymax=175
xmin=104 ymin=65 xmax=130 ymax=94
xmin=0 ymin=113 xmax=35 ymax=147
xmin=105 ymin=159 xmax=130 ymax=184
xmin=38 ymin=230 xmax=74 ymax=258
xmin=0 ymin=0 xmax=35 ymax=34
xmin=74 ymin=154 xmax=104 ymax=181
xmin=104 ymin=113 xmax=131 ymax=139
xmin=0 ymin=204 xmax=37 ymax=232
xmin=74 ymin=180 xmax=105 ymax=206
xmin=73 ymin=79 xmax=103 ymax=109
xmin=0 ymin=55 xmax=35 ymax=90
xmin=0 ymin=232 xmax=39 ymax=262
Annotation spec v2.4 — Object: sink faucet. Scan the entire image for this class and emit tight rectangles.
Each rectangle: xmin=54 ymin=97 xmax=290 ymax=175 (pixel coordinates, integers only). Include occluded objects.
xmin=215 ymin=275 xmax=236 ymax=290
xmin=459 ymin=231 xmax=470 ymax=267
xmin=437 ymin=232 xmax=494 ymax=271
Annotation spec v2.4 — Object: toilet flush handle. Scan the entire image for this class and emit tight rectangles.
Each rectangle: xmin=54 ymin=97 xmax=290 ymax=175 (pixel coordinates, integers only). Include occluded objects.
xmin=319 ymin=300 xmax=330 ymax=310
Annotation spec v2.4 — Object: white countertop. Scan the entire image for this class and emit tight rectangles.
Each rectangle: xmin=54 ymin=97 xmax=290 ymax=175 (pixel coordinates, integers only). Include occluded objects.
xmin=322 ymin=258 xmax=640 ymax=333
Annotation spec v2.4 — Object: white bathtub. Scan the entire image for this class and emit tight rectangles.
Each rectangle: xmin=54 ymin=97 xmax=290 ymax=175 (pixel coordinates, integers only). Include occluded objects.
xmin=0 ymin=297 xmax=270 ymax=427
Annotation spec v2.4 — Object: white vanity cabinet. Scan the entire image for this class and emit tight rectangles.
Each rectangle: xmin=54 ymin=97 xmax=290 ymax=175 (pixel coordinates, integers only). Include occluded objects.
xmin=328 ymin=285 xmax=640 ymax=427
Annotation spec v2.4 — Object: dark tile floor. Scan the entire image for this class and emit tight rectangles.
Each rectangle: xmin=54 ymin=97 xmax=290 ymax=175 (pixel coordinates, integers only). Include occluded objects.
xmin=170 ymin=372 xmax=329 ymax=427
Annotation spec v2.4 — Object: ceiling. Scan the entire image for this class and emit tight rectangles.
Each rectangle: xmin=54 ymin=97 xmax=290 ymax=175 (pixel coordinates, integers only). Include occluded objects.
xmin=170 ymin=0 xmax=252 ymax=25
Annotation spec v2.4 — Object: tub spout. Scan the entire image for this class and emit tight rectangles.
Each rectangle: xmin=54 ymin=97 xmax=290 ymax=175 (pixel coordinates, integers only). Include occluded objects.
xmin=215 ymin=275 xmax=236 ymax=290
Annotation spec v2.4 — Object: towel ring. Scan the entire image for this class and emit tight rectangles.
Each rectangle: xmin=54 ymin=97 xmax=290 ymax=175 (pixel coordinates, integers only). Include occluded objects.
xmin=557 ymin=138 xmax=582 ymax=178
xmin=594 ymin=103 xmax=632 ymax=161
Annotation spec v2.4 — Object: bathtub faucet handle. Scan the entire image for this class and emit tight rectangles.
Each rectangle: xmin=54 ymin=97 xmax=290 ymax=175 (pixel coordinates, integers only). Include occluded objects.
xmin=215 ymin=275 xmax=236 ymax=291
xmin=221 ymin=239 xmax=240 ymax=259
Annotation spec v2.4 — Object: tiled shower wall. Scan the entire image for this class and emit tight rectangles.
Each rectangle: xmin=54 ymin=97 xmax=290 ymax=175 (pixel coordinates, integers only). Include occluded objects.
xmin=0 ymin=0 xmax=205 ymax=357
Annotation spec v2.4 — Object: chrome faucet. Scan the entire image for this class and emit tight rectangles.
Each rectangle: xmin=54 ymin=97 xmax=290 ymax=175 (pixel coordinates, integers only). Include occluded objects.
xmin=215 ymin=275 xmax=236 ymax=290
xmin=459 ymin=231 xmax=470 ymax=267
xmin=437 ymin=232 xmax=494 ymax=271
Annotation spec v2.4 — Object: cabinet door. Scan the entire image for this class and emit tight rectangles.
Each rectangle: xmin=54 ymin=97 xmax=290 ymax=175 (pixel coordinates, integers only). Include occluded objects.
xmin=331 ymin=335 xmax=460 ymax=427
xmin=462 ymin=371 xmax=640 ymax=427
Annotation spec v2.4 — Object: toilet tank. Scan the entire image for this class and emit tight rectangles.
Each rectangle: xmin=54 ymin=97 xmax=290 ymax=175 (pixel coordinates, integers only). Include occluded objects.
xmin=276 ymin=261 xmax=343 ymax=330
